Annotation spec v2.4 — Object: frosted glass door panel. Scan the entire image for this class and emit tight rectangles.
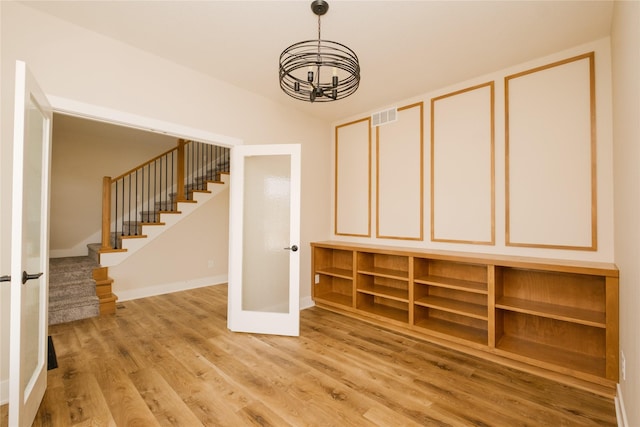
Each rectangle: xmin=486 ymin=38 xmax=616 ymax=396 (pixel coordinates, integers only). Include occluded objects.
xmin=228 ymin=143 xmax=300 ymax=337
xmin=242 ymin=155 xmax=290 ymax=313
xmin=9 ymin=60 xmax=52 ymax=427
xmin=22 ymin=96 xmax=45 ymax=390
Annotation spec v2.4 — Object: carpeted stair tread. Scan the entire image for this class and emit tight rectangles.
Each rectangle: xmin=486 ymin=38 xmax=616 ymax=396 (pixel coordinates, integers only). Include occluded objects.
xmin=49 ymin=297 xmax=100 ymax=325
xmin=49 ymin=256 xmax=100 ymax=325
xmin=49 ymin=279 xmax=98 ymax=299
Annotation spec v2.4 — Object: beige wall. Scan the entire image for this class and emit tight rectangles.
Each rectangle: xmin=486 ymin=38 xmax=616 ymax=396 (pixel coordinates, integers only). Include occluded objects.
xmin=110 ymin=188 xmax=230 ymax=301
xmin=0 ymin=1 xmax=331 ymax=400
xmin=612 ymin=1 xmax=640 ymax=425
xmin=50 ymin=114 xmax=178 ymax=257
xmin=332 ymin=38 xmax=615 ymax=264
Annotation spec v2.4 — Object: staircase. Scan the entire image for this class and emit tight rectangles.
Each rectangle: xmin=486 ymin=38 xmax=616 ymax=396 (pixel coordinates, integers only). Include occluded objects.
xmin=49 ymin=256 xmax=101 ymax=325
xmin=47 ymin=139 xmax=229 ymax=323
xmin=97 ymin=140 xmax=230 ymax=267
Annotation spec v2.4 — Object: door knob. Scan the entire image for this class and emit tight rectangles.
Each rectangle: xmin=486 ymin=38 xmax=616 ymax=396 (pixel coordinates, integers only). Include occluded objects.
xmin=0 ymin=275 xmax=10 ymax=283
xmin=22 ymin=271 xmax=43 ymax=285
xmin=284 ymin=245 xmax=299 ymax=252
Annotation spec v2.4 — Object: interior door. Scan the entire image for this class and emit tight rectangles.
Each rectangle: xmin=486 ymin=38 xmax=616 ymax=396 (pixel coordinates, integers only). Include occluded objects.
xmin=9 ymin=60 xmax=52 ymax=427
xmin=228 ymin=144 xmax=301 ymax=336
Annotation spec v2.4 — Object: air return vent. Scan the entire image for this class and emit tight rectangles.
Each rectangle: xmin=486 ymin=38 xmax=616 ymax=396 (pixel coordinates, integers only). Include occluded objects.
xmin=371 ymin=107 xmax=398 ymax=127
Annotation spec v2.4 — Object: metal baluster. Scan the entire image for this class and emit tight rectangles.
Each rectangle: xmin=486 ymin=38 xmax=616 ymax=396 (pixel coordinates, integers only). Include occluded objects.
xmin=114 ymin=180 xmax=118 ymax=249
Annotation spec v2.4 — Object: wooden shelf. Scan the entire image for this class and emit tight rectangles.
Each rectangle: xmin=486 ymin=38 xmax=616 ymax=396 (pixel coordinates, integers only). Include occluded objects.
xmin=357 ymin=267 xmax=409 ymax=280
xmin=310 ymin=241 xmax=619 ymax=392
xmin=316 ymin=267 xmax=353 ymax=280
xmin=415 ymin=296 xmax=487 ymax=320
xmin=414 ymin=317 xmax=487 ymax=346
xmin=414 ymin=275 xmax=487 ymax=294
xmin=357 ymin=283 xmax=408 ymax=302
xmin=315 ymin=292 xmax=352 ymax=307
xmin=497 ymin=335 xmax=605 ymax=378
xmin=496 ymin=297 xmax=606 ymax=328
xmin=358 ymin=301 xmax=408 ymax=323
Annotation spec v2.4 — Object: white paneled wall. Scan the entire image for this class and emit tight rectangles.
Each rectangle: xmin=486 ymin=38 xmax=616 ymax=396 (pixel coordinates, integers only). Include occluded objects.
xmin=431 ymin=83 xmax=494 ymax=245
xmin=332 ymin=38 xmax=613 ymax=263
xmin=335 ymin=118 xmax=371 ymax=237
xmin=377 ymin=103 xmax=423 ymax=240
xmin=506 ymin=53 xmax=596 ymax=250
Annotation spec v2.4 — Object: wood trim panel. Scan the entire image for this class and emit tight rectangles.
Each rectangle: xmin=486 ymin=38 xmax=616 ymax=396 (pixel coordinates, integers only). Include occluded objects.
xmin=505 ymin=52 xmax=597 ymax=250
xmin=334 ymin=117 xmax=372 ymax=237
xmin=375 ymin=102 xmax=424 ymax=240
xmin=430 ymin=82 xmax=495 ymax=245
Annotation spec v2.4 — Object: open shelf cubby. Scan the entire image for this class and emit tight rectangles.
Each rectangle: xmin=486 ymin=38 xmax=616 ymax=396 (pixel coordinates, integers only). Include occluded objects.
xmin=495 ymin=310 xmax=606 ymax=378
xmin=357 ymin=292 xmax=409 ymax=324
xmin=309 ymin=241 xmax=619 ymax=394
xmin=312 ymin=246 xmax=354 ymax=308
xmin=357 ymin=252 xmax=409 ymax=280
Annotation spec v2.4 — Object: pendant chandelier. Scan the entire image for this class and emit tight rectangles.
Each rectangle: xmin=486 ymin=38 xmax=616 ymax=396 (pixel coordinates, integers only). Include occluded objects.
xmin=279 ymin=0 xmax=360 ymax=103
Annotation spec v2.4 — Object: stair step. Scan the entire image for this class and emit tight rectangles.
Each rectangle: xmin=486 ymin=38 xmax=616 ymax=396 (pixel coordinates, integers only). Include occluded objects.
xmin=49 ymin=295 xmax=100 ymax=325
xmin=139 ymin=211 xmax=160 ymax=222
xmin=153 ymin=200 xmax=176 ymax=211
xmin=49 ymin=257 xmax=98 ymax=285
xmin=121 ymin=221 xmax=143 ymax=236
xmin=87 ymin=243 xmax=101 ymax=264
xmin=49 ymin=279 xmax=98 ymax=300
xmin=48 ymin=256 xmax=101 ymax=325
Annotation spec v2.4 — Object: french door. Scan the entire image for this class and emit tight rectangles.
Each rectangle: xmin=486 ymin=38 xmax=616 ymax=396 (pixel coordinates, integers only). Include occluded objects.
xmin=8 ymin=60 xmax=53 ymax=426
xmin=228 ymin=144 xmax=301 ymax=336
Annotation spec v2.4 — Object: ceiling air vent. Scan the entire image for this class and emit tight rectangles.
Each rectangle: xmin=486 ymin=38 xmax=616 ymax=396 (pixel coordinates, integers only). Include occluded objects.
xmin=371 ymin=107 xmax=398 ymax=127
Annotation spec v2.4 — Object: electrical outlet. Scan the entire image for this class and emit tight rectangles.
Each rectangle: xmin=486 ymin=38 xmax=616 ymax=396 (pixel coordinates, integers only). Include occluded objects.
xmin=621 ymin=351 xmax=626 ymax=381
xmin=208 ymin=260 xmax=214 ymax=269
xmin=315 ymin=274 xmax=320 ymax=284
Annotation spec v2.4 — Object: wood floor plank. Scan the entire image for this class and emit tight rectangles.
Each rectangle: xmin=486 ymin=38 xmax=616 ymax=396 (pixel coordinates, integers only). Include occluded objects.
xmin=24 ymin=284 xmax=616 ymax=427
xmin=87 ymin=356 xmax=160 ymax=426
xmin=128 ymin=367 xmax=204 ymax=426
xmin=63 ymin=372 xmax=116 ymax=426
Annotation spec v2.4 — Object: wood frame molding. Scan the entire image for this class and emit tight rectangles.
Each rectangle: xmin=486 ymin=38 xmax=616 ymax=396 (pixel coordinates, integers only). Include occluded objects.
xmin=505 ymin=52 xmax=597 ymax=251
xmin=375 ymin=102 xmax=424 ymax=241
xmin=430 ymin=82 xmax=495 ymax=245
xmin=334 ymin=117 xmax=372 ymax=237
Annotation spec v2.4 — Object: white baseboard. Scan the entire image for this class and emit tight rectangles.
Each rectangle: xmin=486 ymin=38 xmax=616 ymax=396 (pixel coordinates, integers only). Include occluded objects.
xmin=300 ymin=296 xmax=315 ymax=310
xmin=0 ymin=378 xmax=8 ymax=405
xmin=117 ymin=278 xmax=316 ymax=313
xmin=616 ymin=383 xmax=629 ymax=427
xmin=116 ymin=275 xmax=228 ymax=302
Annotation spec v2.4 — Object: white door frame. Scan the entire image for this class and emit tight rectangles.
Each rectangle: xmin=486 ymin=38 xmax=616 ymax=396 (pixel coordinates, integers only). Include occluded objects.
xmin=227 ymin=144 xmax=301 ymax=336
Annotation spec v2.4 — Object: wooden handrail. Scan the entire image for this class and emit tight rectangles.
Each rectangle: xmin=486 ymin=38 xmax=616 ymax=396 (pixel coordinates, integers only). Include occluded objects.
xmin=110 ymin=143 xmax=182 ymax=183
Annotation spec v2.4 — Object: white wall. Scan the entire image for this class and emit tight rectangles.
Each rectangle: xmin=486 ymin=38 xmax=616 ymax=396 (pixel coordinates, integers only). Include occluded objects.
xmin=110 ymin=188 xmax=230 ymax=302
xmin=611 ymin=1 xmax=640 ymax=425
xmin=332 ymin=38 xmax=615 ymax=264
xmin=0 ymin=1 xmax=331 ymax=401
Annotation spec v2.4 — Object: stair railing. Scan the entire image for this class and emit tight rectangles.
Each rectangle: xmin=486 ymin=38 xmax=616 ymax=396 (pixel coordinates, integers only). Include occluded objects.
xmin=101 ymin=139 xmax=230 ymax=250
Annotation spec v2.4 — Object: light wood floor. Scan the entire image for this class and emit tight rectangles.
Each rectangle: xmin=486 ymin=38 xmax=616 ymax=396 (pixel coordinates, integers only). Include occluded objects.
xmin=2 ymin=284 xmax=616 ymax=426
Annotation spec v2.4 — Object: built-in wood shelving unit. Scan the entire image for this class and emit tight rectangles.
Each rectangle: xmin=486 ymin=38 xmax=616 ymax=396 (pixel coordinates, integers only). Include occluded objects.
xmin=311 ymin=241 xmax=619 ymax=396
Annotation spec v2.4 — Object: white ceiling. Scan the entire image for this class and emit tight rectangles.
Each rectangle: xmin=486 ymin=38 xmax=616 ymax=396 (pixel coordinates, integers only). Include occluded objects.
xmin=23 ymin=0 xmax=613 ymax=123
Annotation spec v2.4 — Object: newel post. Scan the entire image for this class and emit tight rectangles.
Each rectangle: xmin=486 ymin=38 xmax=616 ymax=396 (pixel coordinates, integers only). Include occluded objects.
xmin=101 ymin=176 xmax=112 ymax=250
xmin=177 ymin=139 xmax=186 ymax=201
